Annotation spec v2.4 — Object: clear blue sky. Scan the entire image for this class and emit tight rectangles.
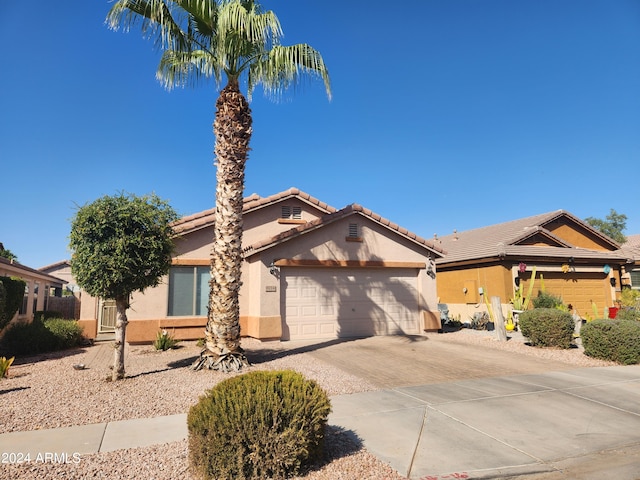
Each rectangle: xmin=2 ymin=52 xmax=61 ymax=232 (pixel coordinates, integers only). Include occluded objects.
xmin=1 ymin=0 xmax=639 ymax=268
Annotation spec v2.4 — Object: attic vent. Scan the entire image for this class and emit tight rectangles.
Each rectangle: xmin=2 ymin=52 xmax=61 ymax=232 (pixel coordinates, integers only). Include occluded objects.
xmin=281 ymin=206 xmax=291 ymax=219
xmin=292 ymin=206 xmax=302 ymax=219
xmin=348 ymin=223 xmax=359 ymax=238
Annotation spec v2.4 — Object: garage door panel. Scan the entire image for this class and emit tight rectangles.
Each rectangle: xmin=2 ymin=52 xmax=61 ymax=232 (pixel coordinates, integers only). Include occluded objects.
xmin=282 ymin=268 xmax=420 ymax=340
xmin=522 ymin=273 xmax=609 ymax=316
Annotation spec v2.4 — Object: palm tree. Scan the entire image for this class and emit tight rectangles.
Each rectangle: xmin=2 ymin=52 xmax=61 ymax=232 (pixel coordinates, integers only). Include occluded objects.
xmin=107 ymin=0 xmax=331 ymax=371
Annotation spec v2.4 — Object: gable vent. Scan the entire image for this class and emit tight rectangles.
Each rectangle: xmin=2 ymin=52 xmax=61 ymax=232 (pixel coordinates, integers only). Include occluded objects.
xmin=292 ymin=206 xmax=302 ymax=219
xmin=348 ymin=223 xmax=359 ymax=238
xmin=281 ymin=206 xmax=291 ymax=219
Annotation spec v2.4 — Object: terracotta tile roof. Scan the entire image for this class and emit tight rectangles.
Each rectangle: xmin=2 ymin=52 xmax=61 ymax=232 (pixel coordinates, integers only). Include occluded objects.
xmin=619 ymin=234 xmax=640 ymax=261
xmin=171 ymin=188 xmax=337 ymax=235
xmin=242 ymin=187 xmax=337 ymax=214
xmin=243 ymin=203 xmax=445 ymax=257
xmin=435 ymin=210 xmax=627 ymax=265
xmin=0 ymin=256 xmax=67 ymax=284
xmin=38 ymin=260 xmax=71 ymax=271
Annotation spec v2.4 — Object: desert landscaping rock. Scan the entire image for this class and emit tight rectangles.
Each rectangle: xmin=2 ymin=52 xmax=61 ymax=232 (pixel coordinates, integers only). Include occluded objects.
xmin=0 ymin=330 xmax=616 ymax=479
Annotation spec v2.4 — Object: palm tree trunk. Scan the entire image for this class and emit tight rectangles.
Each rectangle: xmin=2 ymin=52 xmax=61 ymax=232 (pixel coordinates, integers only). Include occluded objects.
xmin=112 ymin=296 xmax=129 ymax=380
xmin=193 ymin=78 xmax=252 ymax=372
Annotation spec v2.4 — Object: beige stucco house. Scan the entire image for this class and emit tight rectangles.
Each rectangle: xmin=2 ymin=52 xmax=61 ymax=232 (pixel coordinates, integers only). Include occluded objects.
xmin=434 ymin=210 xmax=633 ymax=322
xmin=78 ymin=188 xmax=445 ymax=343
xmin=0 ymin=256 xmax=66 ymax=327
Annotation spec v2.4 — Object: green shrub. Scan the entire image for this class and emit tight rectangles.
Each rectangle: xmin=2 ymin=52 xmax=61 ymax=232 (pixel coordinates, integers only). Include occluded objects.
xmin=0 ymin=356 xmax=14 ymax=378
xmin=44 ymin=318 xmax=86 ymax=350
xmin=188 ymin=370 xmax=331 ymax=480
xmin=153 ymin=329 xmax=179 ymax=351
xmin=0 ymin=317 xmax=85 ymax=357
xmin=0 ymin=283 xmax=6 ymax=329
xmin=35 ymin=311 xmax=64 ymax=321
xmin=532 ymin=291 xmax=564 ymax=309
xmin=581 ymin=319 xmax=640 ymax=365
xmin=0 ymin=276 xmax=26 ymax=331
xmin=615 ymin=308 xmax=640 ymax=322
xmin=519 ymin=308 xmax=574 ymax=348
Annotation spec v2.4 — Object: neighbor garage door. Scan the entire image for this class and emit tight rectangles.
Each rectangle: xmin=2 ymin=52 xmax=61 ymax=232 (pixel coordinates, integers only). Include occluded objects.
xmin=522 ymin=272 xmax=610 ymax=317
xmin=281 ymin=267 xmax=420 ymax=340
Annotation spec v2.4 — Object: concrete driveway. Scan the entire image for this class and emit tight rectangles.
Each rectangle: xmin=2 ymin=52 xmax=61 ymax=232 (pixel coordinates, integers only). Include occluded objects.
xmin=288 ymin=334 xmax=640 ymax=479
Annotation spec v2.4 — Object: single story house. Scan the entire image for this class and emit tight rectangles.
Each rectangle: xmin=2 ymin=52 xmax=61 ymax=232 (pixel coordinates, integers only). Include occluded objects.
xmin=78 ymin=188 xmax=445 ymax=343
xmin=0 ymin=256 xmax=66 ymax=326
xmin=434 ymin=210 xmax=632 ymax=321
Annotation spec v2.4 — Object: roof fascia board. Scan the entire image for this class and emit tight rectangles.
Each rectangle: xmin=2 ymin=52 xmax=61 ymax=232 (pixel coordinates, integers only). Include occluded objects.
xmin=511 ymin=227 xmax=573 ymax=247
xmin=244 ymin=208 xmax=444 ymax=258
xmin=542 ymin=211 xmax=621 ymax=249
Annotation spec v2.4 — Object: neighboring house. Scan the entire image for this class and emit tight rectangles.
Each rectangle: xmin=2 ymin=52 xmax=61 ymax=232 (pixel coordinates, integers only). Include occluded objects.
xmin=78 ymin=188 xmax=445 ymax=343
xmin=619 ymin=234 xmax=640 ymax=290
xmin=434 ymin=210 xmax=632 ymax=321
xmin=38 ymin=260 xmax=81 ymax=320
xmin=39 ymin=260 xmax=78 ymax=293
xmin=0 ymin=256 xmax=66 ymax=326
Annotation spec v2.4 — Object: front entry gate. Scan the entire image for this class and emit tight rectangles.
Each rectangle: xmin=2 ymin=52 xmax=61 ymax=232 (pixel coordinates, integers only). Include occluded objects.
xmin=99 ymin=299 xmax=117 ymax=333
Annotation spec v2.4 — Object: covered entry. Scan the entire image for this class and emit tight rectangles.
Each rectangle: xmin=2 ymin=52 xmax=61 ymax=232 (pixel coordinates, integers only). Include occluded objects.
xmin=281 ymin=267 xmax=421 ymax=340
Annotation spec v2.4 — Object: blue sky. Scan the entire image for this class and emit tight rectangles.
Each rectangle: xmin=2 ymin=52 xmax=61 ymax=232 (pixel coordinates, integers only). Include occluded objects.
xmin=1 ymin=0 xmax=639 ymax=268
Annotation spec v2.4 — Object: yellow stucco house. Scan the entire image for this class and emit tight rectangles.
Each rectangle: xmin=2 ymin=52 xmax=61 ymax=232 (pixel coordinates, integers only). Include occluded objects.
xmin=78 ymin=188 xmax=445 ymax=343
xmin=434 ymin=210 xmax=632 ymax=322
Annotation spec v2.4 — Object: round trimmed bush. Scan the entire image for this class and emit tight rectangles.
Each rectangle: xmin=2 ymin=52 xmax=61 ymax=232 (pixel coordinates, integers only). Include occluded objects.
xmin=519 ymin=308 xmax=574 ymax=348
xmin=581 ymin=319 xmax=640 ymax=365
xmin=615 ymin=307 xmax=640 ymax=322
xmin=188 ymin=369 xmax=331 ymax=480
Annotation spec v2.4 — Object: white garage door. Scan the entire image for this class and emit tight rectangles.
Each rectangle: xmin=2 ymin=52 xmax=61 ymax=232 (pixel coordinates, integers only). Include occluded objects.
xmin=282 ymin=268 xmax=420 ymax=340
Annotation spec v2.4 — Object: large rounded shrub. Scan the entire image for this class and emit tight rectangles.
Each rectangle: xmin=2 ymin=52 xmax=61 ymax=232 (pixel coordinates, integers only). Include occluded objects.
xmin=615 ymin=307 xmax=640 ymax=322
xmin=519 ymin=308 xmax=574 ymax=348
xmin=0 ymin=317 xmax=85 ymax=356
xmin=188 ymin=370 xmax=331 ymax=480
xmin=581 ymin=319 xmax=640 ymax=365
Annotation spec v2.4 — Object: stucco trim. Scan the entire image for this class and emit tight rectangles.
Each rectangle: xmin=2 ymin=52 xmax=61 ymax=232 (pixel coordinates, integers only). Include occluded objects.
xmin=274 ymin=259 xmax=426 ymax=269
xmin=172 ymin=259 xmax=210 ymax=266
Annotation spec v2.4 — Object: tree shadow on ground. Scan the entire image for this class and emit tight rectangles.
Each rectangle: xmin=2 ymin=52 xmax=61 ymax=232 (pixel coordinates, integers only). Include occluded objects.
xmin=246 ymin=337 xmax=366 ymax=364
xmin=7 ymin=347 xmax=88 ymax=366
xmin=298 ymin=425 xmax=364 ymax=477
xmin=0 ymin=386 xmax=30 ymax=395
xmin=167 ymin=356 xmax=199 ymax=368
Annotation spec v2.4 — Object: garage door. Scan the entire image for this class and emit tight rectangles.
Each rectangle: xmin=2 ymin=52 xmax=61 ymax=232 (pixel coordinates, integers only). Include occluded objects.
xmin=281 ymin=268 xmax=420 ymax=340
xmin=521 ymin=272 xmax=610 ymax=317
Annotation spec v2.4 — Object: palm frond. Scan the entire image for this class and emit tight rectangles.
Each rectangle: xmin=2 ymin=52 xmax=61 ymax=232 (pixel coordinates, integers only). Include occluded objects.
xmin=108 ymin=0 xmax=331 ymax=100
xmin=157 ymin=49 xmax=221 ymax=89
xmin=249 ymin=44 xmax=331 ymax=101
xmin=107 ymin=0 xmax=189 ymax=52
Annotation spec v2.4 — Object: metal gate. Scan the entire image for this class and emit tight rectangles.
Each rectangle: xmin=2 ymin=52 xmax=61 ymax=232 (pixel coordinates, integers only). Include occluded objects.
xmin=99 ymin=299 xmax=117 ymax=332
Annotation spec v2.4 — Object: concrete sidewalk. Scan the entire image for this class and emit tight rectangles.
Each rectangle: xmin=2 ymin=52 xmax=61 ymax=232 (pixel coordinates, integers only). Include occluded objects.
xmin=0 ymin=413 xmax=187 ymax=456
xmin=330 ymin=364 xmax=640 ymax=479
xmin=1 ymin=365 xmax=639 ymax=479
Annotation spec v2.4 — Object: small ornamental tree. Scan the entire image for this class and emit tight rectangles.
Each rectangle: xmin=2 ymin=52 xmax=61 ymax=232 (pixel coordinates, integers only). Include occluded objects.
xmin=69 ymin=192 xmax=178 ymax=380
xmin=0 ymin=276 xmax=27 ymax=332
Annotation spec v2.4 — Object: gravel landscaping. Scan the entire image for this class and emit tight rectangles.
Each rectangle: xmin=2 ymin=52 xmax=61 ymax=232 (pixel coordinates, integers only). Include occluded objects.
xmin=1 ymin=328 xmax=616 ymax=479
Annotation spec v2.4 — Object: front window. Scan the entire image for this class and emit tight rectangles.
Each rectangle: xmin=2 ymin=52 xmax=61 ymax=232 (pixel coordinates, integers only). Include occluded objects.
xmin=168 ymin=266 xmax=210 ymax=316
xmin=631 ymin=269 xmax=640 ymax=290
